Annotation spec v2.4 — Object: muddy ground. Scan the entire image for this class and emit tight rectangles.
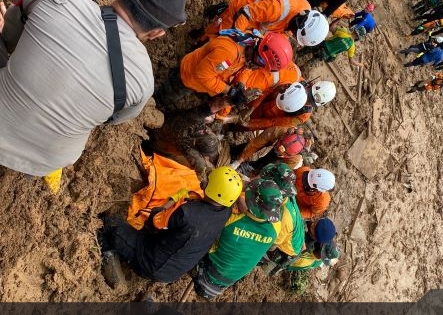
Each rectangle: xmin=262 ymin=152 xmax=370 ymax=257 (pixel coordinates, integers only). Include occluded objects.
xmin=0 ymin=0 xmax=442 ymax=302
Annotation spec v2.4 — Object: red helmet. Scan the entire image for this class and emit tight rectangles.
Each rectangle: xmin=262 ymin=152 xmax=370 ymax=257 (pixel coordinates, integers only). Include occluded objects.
xmin=274 ymin=133 xmax=305 ymax=158
xmin=258 ymin=32 xmax=293 ymax=72
xmin=366 ymin=3 xmax=375 ymax=12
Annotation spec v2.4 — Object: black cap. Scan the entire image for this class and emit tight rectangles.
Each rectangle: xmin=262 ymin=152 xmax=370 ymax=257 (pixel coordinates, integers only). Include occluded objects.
xmin=132 ymin=0 xmax=186 ymax=28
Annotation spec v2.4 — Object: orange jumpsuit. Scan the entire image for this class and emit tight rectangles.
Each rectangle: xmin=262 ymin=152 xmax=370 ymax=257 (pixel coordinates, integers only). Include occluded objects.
xmin=204 ymin=0 xmax=311 ymax=39
xmin=294 ymin=166 xmax=331 ymax=220
xmin=216 ymin=61 xmax=302 ymax=118
xmin=180 ymin=36 xmax=245 ymax=96
xmin=233 ymin=61 xmax=302 ymax=92
xmin=242 ymin=90 xmax=314 ymax=131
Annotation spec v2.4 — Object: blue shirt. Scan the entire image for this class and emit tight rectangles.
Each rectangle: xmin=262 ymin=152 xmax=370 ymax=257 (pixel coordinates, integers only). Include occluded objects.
xmin=351 ymin=11 xmax=376 ymax=33
xmin=422 ymin=47 xmax=443 ymax=66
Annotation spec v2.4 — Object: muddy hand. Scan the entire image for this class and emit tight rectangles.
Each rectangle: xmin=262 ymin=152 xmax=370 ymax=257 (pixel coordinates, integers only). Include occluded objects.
xmin=220 ymin=115 xmax=239 ymax=124
xmin=238 ymin=108 xmax=252 ymax=125
xmin=244 ymin=88 xmax=262 ymax=103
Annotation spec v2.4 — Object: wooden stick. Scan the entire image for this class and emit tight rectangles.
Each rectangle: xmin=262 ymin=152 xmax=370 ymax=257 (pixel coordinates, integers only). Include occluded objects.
xmin=347 ymin=197 xmax=365 ymax=238
xmin=179 ymin=280 xmax=194 ymax=303
xmin=396 ymin=86 xmax=404 ymax=123
xmin=326 ymin=62 xmax=357 ymax=102
xmin=333 ymin=103 xmax=355 ymax=138
xmin=357 ymin=55 xmax=364 ymax=104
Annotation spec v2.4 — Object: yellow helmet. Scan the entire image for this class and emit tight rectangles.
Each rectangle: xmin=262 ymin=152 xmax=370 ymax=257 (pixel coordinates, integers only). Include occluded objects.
xmin=205 ymin=167 xmax=243 ymax=207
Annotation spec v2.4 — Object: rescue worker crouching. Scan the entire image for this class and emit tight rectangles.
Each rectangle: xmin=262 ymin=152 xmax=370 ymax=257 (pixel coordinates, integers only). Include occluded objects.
xmin=202 ymin=0 xmax=329 ymax=48
xmin=154 ymin=30 xmax=293 ymax=113
xmin=295 ymin=166 xmax=336 ymax=220
xmin=287 ymin=217 xmax=340 ymax=272
xmin=228 ymin=81 xmax=337 ymax=172
xmin=223 ymin=80 xmax=337 ymax=131
xmin=98 ymin=167 xmax=243 ymax=287
xmin=193 ymin=178 xmax=284 ymax=299
xmin=230 ymin=125 xmax=313 ymax=175
xmin=258 ymin=163 xmax=305 ymax=276
xmin=349 ymin=3 xmax=376 ymax=34
xmin=298 ymin=19 xmax=368 ymax=68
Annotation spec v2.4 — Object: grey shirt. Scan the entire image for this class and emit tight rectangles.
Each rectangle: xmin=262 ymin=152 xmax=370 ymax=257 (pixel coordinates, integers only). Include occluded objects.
xmin=0 ymin=0 xmax=154 ymax=175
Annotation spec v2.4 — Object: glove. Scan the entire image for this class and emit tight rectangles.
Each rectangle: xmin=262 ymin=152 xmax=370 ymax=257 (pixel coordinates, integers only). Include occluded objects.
xmin=170 ymin=188 xmax=189 ymax=202
xmin=230 ymin=160 xmax=241 ymax=170
xmin=227 ymin=82 xmax=247 ymax=106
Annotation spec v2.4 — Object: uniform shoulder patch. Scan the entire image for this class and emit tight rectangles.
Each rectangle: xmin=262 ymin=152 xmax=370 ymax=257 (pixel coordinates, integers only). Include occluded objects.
xmin=216 ymin=60 xmax=232 ymax=71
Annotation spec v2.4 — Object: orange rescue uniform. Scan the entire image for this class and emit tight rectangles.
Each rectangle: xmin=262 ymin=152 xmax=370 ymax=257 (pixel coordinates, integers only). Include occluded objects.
xmin=204 ymin=0 xmax=311 ymax=39
xmin=294 ymin=166 xmax=331 ymax=220
xmin=180 ymin=36 xmax=245 ymax=96
xmin=233 ymin=61 xmax=302 ymax=92
xmin=243 ymin=92 xmax=314 ymax=131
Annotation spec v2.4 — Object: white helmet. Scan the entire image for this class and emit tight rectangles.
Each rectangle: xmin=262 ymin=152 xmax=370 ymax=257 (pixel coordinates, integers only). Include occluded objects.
xmin=296 ymin=10 xmax=329 ymax=47
xmin=434 ymin=36 xmax=443 ymax=44
xmin=276 ymin=82 xmax=308 ymax=112
xmin=307 ymin=168 xmax=335 ymax=192
xmin=311 ymin=81 xmax=337 ymax=106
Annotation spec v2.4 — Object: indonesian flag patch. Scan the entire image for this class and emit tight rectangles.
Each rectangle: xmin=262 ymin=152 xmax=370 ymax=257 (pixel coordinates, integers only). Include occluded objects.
xmin=216 ymin=60 xmax=232 ymax=71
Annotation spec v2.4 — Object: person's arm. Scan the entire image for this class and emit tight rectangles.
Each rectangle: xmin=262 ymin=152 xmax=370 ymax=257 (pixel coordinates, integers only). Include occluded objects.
xmin=2 ymin=0 xmax=39 ymax=53
xmin=298 ymin=193 xmax=330 ymax=220
xmin=237 ymin=126 xmax=286 ymax=162
xmin=176 ymin=136 xmax=211 ymax=186
xmin=243 ymin=116 xmax=302 ymax=131
xmin=108 ymin=94 xmax=152 ymax=125
xmin=329 ymin=19 xmax=341 ymax=33
xmin=349 ymin=11 xmax=364 ymax=26
xmin=233 ymin=0 xmax=281 ymax=31
xmin=193 ymin=40 xmax=239 ymax=96
xmin=322 ymin=0 xmax=347 ymax=17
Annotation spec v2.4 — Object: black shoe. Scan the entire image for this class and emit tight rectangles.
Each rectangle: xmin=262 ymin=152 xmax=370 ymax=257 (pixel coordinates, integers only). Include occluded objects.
xmin=102 ymin=251 xmax=127 ymax=289
xmin=399 ymin=50 xmax=409 ymax=57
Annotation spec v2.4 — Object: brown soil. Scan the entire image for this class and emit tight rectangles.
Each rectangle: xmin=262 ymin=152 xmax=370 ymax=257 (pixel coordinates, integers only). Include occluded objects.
xmin=0 ymin=0 xmax=442 ymax=302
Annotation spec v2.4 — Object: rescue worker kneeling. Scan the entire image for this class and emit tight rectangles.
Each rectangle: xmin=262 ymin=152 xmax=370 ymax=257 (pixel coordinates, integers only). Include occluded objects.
xmin=258 ymin=163 xmax=305 ymax=276
xmin=193 ymin=179 xmax=283 ymax=299
xmin=98 ymin=167 xmax=242 ymax=287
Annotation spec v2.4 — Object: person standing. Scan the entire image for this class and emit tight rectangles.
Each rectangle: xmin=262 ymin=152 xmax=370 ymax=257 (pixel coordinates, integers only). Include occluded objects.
xmin=0 ymin=0 xmax=186 ymax=177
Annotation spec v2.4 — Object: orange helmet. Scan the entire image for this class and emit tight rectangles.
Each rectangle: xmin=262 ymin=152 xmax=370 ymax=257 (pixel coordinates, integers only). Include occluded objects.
xmin=257 ymin=32 xmax=293 ymax=72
